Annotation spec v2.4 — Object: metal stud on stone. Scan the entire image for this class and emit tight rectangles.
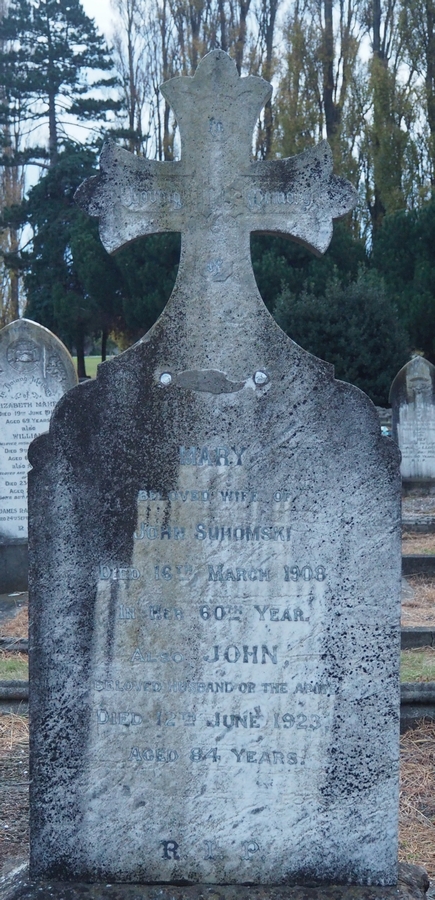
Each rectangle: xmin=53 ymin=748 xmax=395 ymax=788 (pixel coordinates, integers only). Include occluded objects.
xmin=254 ymin=370 xmax=268 ymax=385
xmin=159 ymin=372 xmax=172 ymax=385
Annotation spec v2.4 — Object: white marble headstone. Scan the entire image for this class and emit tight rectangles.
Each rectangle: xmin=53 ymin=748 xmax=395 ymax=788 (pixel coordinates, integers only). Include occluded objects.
xmin=28 ymin=52 xmax=401 ymax=888
xmin=0 ymin=318 xmax=77 ymax=542
xmin=390 ymin=356 xmax=435 ymax=482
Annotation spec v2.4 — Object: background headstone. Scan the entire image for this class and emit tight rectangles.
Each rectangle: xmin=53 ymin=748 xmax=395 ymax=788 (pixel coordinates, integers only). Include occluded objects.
xmin=0 ymin=319 xmax=77 ymax=590
xmin=390 ymin=356 xmax=435 ymax=483
xmin=28 ymin=52 xmax=401 ymax=888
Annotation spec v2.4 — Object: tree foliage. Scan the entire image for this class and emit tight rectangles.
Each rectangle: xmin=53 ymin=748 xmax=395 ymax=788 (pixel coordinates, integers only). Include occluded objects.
xmin=22 ymin=144 xmax=180 ymax=372
xmin=252 ymin=223 xmax=367 ymax=314
xmin=0 ymin=0 xmax=119 ymax=164
xmin=23 ymin=144 xmax=123 ymax=375
xmin=273 ymin=268 xmax=409 ymax=405
xmin=115 ymin=234 xmax=180 ymax=338
xmin=1 ymin=0 xmax=434 ymax=396
xmin=372 ymin=197 xmax=435 ymax=360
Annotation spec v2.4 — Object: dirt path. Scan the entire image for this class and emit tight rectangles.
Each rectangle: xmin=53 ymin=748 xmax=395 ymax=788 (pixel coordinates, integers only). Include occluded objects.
xmin=0 ymin=714 xmax=29 ymax=872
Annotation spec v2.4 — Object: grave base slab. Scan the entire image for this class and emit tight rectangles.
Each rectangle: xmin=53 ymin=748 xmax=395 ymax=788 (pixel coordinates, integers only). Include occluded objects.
xmin=0 ymin=863 xmax=429 ymax=900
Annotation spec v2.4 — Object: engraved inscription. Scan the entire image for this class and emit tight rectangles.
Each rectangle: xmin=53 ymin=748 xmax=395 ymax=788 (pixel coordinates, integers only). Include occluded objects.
xmin=241 ymin=841 xmax=260 ymax=859
xmin=179 ymin=445 xmax=247 ymax=466
xmin=122 ymin=187 xmax=182 ymax=212
xmin=196 ymin=524 xmax=291 ymax=541
xmin=130 ymin=748 xmax=179 ymax=762
xmin=209 ymin=565 xmax=271 ymax=581
xmin=203 ymin=645 xmax=278 ymax=664
xmin=161 ymin=841 xmax=180 ymax=859
xmin=246 ymin=187 xmax=296 ymax=210
xmin=89 ymin=425 xmax=334 ymax=884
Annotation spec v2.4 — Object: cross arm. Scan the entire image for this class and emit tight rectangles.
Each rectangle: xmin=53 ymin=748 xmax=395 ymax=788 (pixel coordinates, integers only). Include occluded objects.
xmin=74 ymin=141 xmax=187 ymax=254
xmin=245 ymin=142 xmax=358 ymax=255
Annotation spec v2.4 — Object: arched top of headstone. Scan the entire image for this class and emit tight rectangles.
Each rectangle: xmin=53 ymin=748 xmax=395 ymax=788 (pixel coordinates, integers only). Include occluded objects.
xmin=0 ymin=318 xmax=77 ymax=390
xmin=389 ymin=355 xmax=435 ymax=407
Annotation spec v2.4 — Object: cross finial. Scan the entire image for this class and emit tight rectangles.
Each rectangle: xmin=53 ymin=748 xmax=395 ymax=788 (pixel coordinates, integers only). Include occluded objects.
xmin=76 ymin=50 xmax=357 ymax=320
xmin=160 ymin=50 xmax=271 ymax=165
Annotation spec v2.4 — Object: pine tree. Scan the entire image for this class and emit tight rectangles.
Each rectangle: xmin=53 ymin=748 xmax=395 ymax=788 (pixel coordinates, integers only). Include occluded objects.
xmin=0 ymin=0 xmax=24 ymax=322
xmin=23 ymin=144 xmax=123 ymax=376
xmin=0 ymin=0 xmax=119 ymax=165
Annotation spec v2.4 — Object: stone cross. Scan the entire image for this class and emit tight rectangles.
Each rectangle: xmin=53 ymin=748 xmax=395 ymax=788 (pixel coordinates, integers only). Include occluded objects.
xmin=76 ymin=50 xmax=357 ymax=279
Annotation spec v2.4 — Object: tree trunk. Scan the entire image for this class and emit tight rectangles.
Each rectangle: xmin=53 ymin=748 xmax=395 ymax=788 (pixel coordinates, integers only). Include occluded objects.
xmin=370 ymin=184 xmax=386 ymax=232
xmin=48 ymin=88 xmax=58 ymax=164
xmin=259 ymin=0 xmax=279 ymax=159
xmin=370 ymin=1 xmax=388 ymax=229
xmin=47 ymin=10 xmax=58 ymax=165
xmin=373 ymin=0 xmax=381 ymax=57
xmin=9 ymin=218 xmax=19 ymax=319
xmin=235 ymin=0 xmax=251 ymax=74
xmin=10 ymin=267 xmax=19 ymax=320
xmin=425 ymin=2 xmax=435 ymax=185
xmin=76 ymin=328 xmax=87 ymax=379
xmin=128 ymin=28 xmax=136 ymax=152
xmin=160 ymin=0 xmax=170 ymax=160
xmin=322 ymin=0 xmax=336 ymax=141
xmin=163 ymin=99 xmax=172 ymax=160
xmin=188 ymin=1 xmax=202 ymax=72
xmin=217 ymin=0 xmax=227 ymax=50
xmin=101 ymin=328 xmax=108 ymax=362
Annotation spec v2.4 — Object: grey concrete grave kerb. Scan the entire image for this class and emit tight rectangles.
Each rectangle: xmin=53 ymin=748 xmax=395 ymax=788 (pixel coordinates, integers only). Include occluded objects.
xmin=0 ymin=865 xmax=431 ymax=900
xmin=28 ymin=50 xmax=402 ymax=888
xmin=402 ymin=555 xmax=435 ymax=576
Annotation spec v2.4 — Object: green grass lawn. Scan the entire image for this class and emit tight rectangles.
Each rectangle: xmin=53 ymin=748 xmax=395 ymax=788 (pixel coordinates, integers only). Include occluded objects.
xmin=401 ymin=648 xmax=435 ymax=682
xmin=0 ymin=655 xmax=28 ymax=680
xmin=72 ymin=356 xmax=117 ymax=379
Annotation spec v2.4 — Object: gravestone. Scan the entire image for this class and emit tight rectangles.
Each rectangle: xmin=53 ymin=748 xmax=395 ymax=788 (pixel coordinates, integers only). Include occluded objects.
xmin=0 ymin=318 xmax=77 ymax=591
xmin=28 ymin=52 xmax=402 ymax=888
xmin=390 ymin=356 xmax=435 ymax=484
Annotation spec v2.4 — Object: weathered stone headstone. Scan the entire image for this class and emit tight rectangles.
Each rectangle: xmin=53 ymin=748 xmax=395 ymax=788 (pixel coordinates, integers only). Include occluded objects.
xmin=0 ymin=318 xmax=77 ymax=590
xmin=28 ymin=52 xmax=401 ymax=888
xmin=390 ymin=356 xmax=435 ymax=484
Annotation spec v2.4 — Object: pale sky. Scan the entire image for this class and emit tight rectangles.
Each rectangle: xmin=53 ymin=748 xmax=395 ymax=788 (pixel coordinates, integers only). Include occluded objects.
xmin=81 ymin=0 xmax=115 ymax=40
